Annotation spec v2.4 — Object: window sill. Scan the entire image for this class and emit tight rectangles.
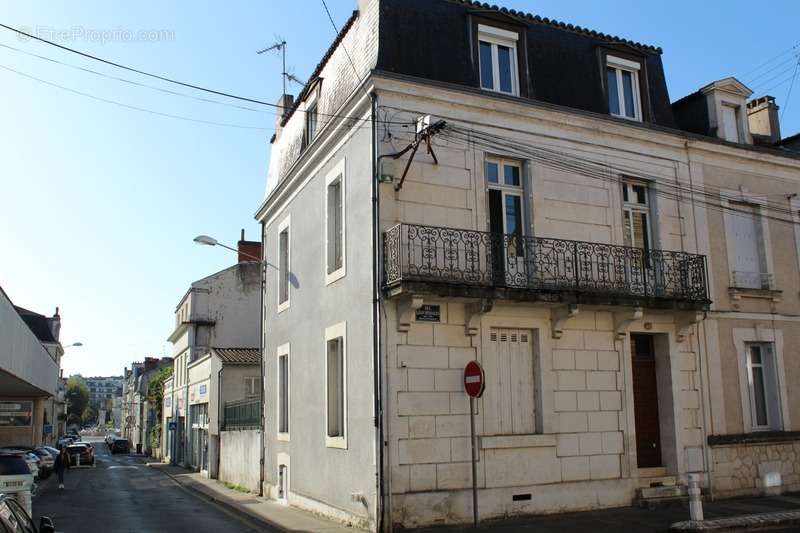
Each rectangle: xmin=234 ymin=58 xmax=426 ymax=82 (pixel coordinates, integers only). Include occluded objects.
xmin=277 ymin=300 xmax=291 ymax=314
xmin=325 ymin=268 xmax=346 ymax=286
xmin=708 ymin=431 xmax=797 ymax=447
xmin=610 ymin=113 xmax=643 ymax=123
xmin=325 ymin=436 xmax=347 ymax=449
xmin=728 ymin=287 xmax=782 ymax=302
xmin=480 ymin=434 xmax=554 ymax=450
xmin=277 ymin=432 xmax=290 ymax=442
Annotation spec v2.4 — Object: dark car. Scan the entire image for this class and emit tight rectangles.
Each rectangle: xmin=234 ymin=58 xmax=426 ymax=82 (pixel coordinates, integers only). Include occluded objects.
xmin=65 ymin=444 xmax=94 ymax=466
xmin=110 ymin=439 xmax=130 ymax=454
xmin=0 ymin=493 xmax=56 ymax=533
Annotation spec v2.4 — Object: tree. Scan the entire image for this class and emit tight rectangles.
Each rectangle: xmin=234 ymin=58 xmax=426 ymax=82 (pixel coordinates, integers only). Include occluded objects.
xmin=65 ymin=377 xmax=89 ymax=427
xmin=147 ymin=366 xmax=173 ymax=424
xmin=82 ymin=405 xmax=98 ymax=425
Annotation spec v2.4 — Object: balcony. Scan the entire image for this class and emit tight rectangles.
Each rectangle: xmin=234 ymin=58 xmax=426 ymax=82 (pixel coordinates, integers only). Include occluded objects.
xmin=383 ymin=223 xmax=710 ymax=310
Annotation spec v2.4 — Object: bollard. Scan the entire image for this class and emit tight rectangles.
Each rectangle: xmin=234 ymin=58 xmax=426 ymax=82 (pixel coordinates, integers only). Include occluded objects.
xmin=688 ymin=473 xmax=703 ymax=521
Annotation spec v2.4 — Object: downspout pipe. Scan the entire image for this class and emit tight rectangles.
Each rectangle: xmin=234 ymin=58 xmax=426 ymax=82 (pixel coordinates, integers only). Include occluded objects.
xmin=259 ymin=220 xmax=266 ymax=497
xmin=370 ymin=91 xmax=385 ymax=532
xmin=217 ymin=364 xmax=223 ymax=479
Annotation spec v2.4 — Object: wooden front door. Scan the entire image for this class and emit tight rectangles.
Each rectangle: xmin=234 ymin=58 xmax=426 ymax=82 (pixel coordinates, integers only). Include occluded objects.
xmin=631 ymin=333 xmax=662 ymax=468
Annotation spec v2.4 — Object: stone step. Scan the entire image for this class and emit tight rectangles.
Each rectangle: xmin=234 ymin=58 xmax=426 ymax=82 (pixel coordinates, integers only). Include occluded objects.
xmin=636 ymin=484 xmax=690 ymax=510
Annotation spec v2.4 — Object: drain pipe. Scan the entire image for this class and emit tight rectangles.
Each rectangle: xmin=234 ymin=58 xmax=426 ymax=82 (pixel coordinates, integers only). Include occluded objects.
xmin=259 ymin=220 xmax=266 ymax=497
xmin=371 ymin=91 xmax=385 ymax=532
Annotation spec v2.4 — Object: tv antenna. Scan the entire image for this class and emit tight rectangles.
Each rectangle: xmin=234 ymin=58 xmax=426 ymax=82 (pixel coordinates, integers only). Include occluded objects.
xmin=258 ymin=40 xmax=306 ymax=97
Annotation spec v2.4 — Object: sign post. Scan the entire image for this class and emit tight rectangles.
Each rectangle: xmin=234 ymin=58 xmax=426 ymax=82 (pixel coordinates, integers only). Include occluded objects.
xmin=463 ymin=360 xmax=485 ymax=527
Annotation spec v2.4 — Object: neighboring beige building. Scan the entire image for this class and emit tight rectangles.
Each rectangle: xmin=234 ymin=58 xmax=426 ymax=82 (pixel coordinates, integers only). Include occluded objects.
xmin=255 ymin=0 xmax=800 ymax=530
xmin=163 ymin=233 xmax=262 ymax=479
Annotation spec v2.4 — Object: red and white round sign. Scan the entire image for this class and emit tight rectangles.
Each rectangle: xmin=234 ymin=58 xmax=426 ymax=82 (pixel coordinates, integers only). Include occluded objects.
xmin=463 ymin=361 xmax=485 ymax=398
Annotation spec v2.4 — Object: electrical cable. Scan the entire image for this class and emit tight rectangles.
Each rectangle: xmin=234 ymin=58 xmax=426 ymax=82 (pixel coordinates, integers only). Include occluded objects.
xmin=440 ymin=124 xmax=800 ymax=227
xmin=0 ymin=23 xmax=412 ymax=127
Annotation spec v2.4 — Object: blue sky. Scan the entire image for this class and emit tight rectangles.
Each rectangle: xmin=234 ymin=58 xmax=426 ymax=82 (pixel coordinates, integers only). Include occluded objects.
xmin=1 ymin=1 xmax=798 ymax=376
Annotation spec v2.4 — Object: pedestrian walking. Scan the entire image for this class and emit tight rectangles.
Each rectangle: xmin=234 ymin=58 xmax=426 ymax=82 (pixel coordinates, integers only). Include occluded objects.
xmin=55 ymin=447 xmax=70 ymax=490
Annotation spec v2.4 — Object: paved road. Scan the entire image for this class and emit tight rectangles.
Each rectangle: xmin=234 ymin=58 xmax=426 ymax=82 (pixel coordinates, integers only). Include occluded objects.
xmin=32 ymin=437 xmax=263 ymax=533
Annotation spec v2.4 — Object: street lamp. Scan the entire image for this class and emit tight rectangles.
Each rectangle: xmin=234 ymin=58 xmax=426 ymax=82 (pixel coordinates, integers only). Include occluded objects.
xmin=193 ymin=234 xmax=264 ymax=263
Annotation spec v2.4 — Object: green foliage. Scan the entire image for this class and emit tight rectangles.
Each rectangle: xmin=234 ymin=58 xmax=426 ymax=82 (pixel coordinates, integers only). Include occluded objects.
xmin=65 ymin=377 xmax=89 ymax=423
xmin=149 ymin=423 xmax=161 ymax=450
xmin=147 ymin=366 xmax=173 ymax=422
xmin=82 ymin=405 xmax=98 ymax=425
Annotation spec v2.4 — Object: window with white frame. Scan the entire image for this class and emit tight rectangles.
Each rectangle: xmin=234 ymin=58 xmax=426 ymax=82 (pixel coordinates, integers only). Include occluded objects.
xmin=721 ymin=103 xmax=741 ymax=143
xmin=326 ymin=161 xmax=345 ymax=282
xmin=278 ymin=216 xmax=290 ymax=310
xmin=745 ymin=342 xmax=782 ymax=431
xmin=478 ymin=25 xmax=520 ymax=96
xmin=606 ymin=55 xmax=642 ymax=121
xmin=304 ymin=103 xmax=318 ymax=147
xmin=244 ymin=376 xmax=260 ymax=398
xmin=277 ymin=344 xmax=290 ymax=439
xmin=325 ymin=322 xmax=347 ymax=448
xmin=622 ymin=180 xmax=652 ymax=250
xmin=725 ymin=201 xmax=770 ymax=289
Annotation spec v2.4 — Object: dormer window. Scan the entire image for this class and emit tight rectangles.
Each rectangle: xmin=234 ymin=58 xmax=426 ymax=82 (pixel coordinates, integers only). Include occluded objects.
xmin=478 ymin=25 xmax=519 ymax=96
xmin=606 ymin=55 xmax=642 ymax=121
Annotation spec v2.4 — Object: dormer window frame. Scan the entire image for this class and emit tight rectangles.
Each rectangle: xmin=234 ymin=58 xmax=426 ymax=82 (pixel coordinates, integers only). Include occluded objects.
xmin=606 ymin=54 xmax=643 ymax=122
xmin=302 ymin=79 xmax=322 ymax=150
xmin=472 ymin=19 xmax=527 ymax=98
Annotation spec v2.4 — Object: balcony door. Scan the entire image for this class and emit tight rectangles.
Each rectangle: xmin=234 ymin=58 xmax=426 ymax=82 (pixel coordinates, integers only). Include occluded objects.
xmin=622 ymin=180 xmax=658 ymax=295
xmin=487 ymin=158 xmax=527 ymax=286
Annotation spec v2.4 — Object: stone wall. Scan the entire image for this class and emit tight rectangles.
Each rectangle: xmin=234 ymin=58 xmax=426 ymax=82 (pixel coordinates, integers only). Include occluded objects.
xmin=711 ymin=441 xmax=800 ymax=496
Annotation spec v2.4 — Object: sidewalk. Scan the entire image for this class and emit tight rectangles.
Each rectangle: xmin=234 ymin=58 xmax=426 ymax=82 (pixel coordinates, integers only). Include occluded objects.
xmin=412 ymin=493 xmax=800 ymax=532
xmin=148 ymin=462 xmax=360 ymax=532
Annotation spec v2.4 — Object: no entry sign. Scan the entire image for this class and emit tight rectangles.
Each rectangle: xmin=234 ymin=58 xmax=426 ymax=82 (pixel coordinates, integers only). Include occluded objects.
xmin=463 ymin=361 xmax=485 ymax=398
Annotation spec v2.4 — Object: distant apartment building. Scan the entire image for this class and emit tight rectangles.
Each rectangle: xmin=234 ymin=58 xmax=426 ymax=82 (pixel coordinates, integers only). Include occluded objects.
xmin=255 ymin=0 xmax=800 ymax=529
xmin=84 ymin=376 xmax=123 ymax=407
xmin=163 ymin=231 xmax=262 ymax=478
xmin=0 ymin=286 xmax=62 ymax=447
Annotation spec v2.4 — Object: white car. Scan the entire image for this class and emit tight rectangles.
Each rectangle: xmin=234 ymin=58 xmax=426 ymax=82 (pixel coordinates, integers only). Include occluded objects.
xmin=0 ymin=454 xmax=35 ymax=516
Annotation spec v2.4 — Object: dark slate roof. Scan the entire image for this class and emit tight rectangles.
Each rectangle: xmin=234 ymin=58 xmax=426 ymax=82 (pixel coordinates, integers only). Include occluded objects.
xmin=375 ymin=0 xmax=676 ymax=128
xmin=14 ymin=306 xmax=56 ymax=343
xmin=213 ymin=348 xmax=260 ymax=365
xmin=280 ymin=10 xmax=360 ymax=127
xmin=449 ymin=0 xmax=661 ymax=53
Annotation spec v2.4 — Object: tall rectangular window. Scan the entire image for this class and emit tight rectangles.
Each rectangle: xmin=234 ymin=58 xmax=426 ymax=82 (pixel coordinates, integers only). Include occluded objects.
xmin=277 ymin=348 xmax=289 ymax=437
xmin=607 ymin=55 xmax=642 ymax=121
xmin=746 ymin=343 xmax=782 ymax=431
xmin=727 ymin=201 xmax=769 ymax=289
xmin=622 ymin=180 xmax=651 ymax=250
xmin=477 ymin=25 xmax=520 ymax=96
xmin=325 ymin=322 xmax=347 ymax=448
xmin=305 ymin=103 xmax=318 ymax=147
xmin=278 ymin=216 xmax=290 ymax=309
xmin=325 ymin=161 xmax=345 ymax=282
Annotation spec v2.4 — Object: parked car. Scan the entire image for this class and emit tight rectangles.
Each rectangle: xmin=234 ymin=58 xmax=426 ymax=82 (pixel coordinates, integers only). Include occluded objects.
xmin=0 ymin=450 xmax=39 ymax=480
xmin=0 ymin=455 xmax=33 ymax=496
xmin=30 ymin=449 xmax=55 ymax=480
xmin=56 ymin=436 xmax=74 ymax=449
xmin=0 ymin=493 xmax=56 ymax=532
xmin=65 ymin=444 xmax=94 ymax=466
xmin=110 ymin=439 xmax=130 ymax=454
xmin=105 ymin=433 xmax=118 ymax=446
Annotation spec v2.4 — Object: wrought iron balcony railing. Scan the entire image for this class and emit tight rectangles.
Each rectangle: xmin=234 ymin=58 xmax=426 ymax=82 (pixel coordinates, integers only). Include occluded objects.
xmin=383 ymin=223 xmax=709 ymax=305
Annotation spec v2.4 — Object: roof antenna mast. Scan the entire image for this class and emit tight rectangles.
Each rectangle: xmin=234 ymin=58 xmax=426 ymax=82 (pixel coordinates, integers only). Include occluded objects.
xmin=258 ymin=40 xmax=307 ymax=97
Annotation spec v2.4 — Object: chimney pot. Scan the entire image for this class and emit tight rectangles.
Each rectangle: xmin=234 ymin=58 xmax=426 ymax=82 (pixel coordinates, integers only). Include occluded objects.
xmin=273 ymin=94 xmax=294 ymax=142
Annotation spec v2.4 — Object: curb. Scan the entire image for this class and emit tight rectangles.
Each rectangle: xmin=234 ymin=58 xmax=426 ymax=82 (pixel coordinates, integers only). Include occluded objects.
xmin=670 ymin=510 xmax=800 ymax=531
xmin=147 ymin=463 xmax=286 ymax=532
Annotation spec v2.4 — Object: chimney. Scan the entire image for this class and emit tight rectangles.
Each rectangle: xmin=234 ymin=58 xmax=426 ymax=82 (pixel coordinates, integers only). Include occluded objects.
xmin=273 ymin=94 xmax=294 ymax=143
xmin=747 ymin=96 xmax=781 ymax=145
xmin=237 ymin=228 xmax=263 ymax=263
xmin=357 ymin=0 xmax=371 ymax=14
xmin=50 ymin=307 xmax=61 ymax=342
xmin=144 ymin=357 xmax=158 ymax=372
